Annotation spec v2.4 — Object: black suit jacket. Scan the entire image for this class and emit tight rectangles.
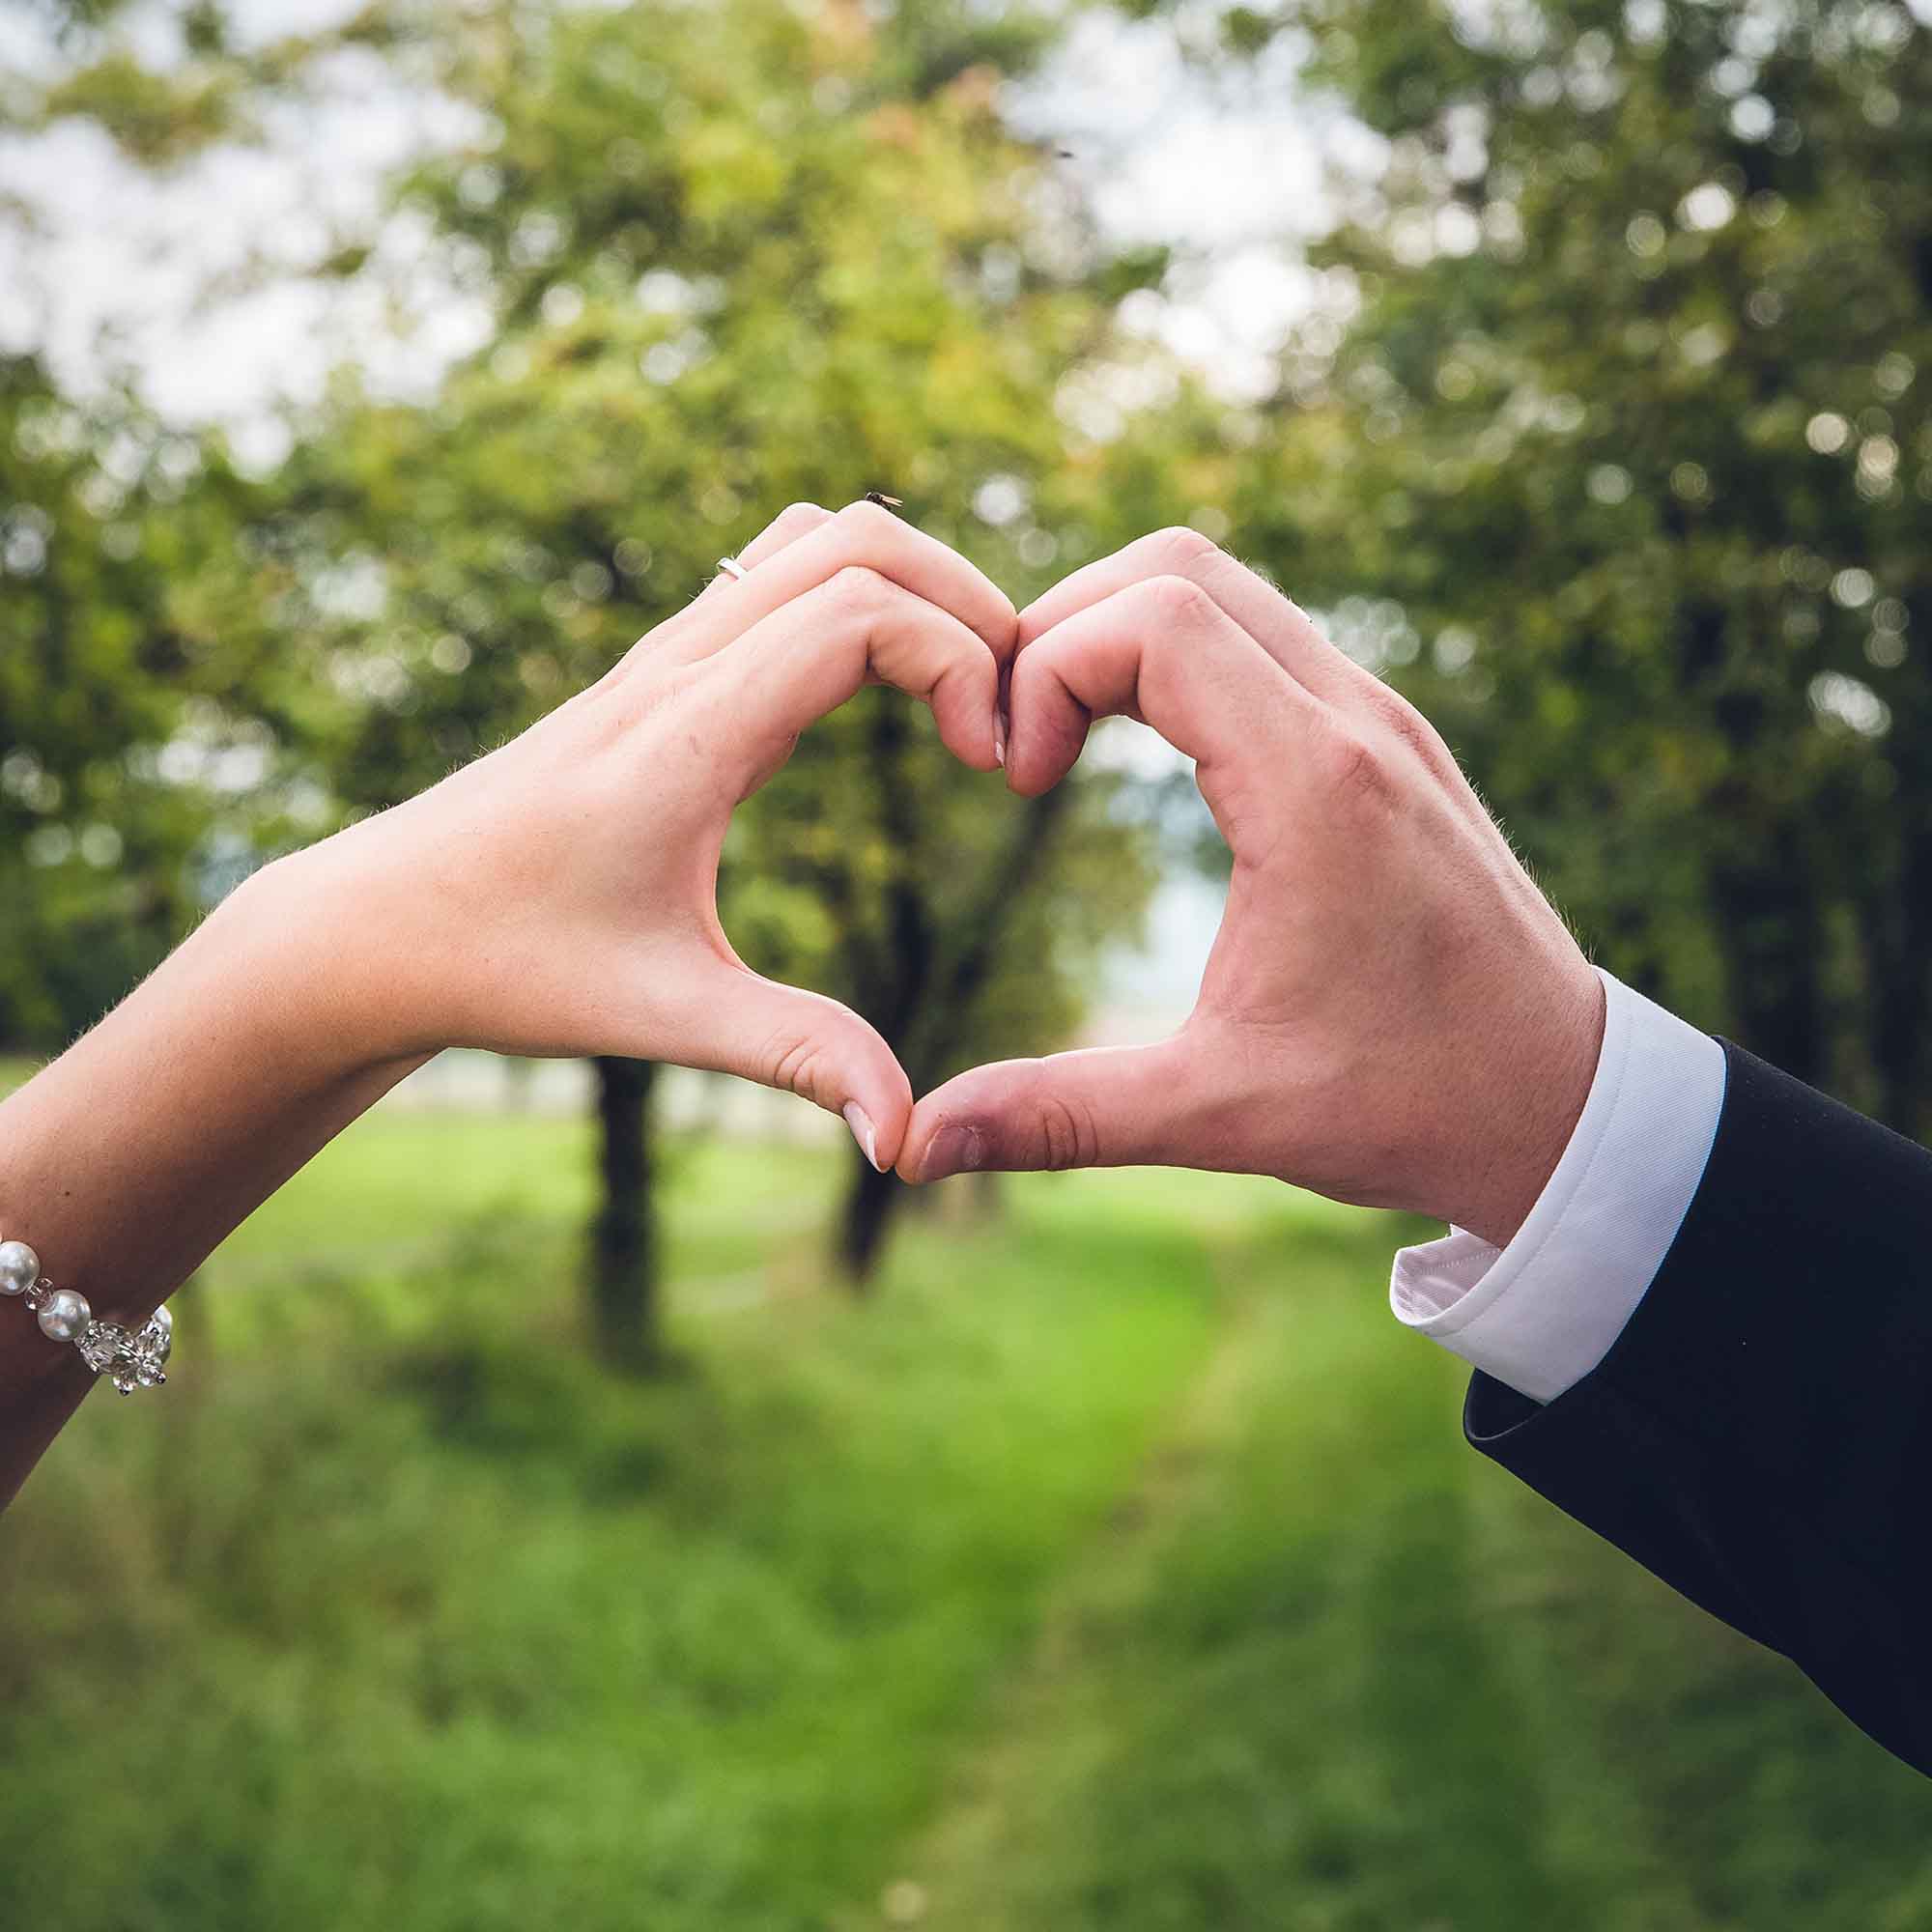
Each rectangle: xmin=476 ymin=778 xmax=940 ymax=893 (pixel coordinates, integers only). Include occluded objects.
xmin=1465 ymin=1039 xmax=1932 ymax=1775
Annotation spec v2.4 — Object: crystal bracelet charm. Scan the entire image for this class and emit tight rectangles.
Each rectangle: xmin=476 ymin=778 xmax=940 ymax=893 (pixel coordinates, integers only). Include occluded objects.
xmin=0 ymin=1238 xmax=172 ymax=1395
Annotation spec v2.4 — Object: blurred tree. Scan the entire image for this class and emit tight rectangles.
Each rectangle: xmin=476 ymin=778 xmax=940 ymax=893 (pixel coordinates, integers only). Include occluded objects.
xmin=0 ymin=354 xmax=292 ymax=1055
xmin=24 ymin=0 xmax=1185 ymax=1351
xmin=1219 ymin=0 xmax=1932 ymax=1127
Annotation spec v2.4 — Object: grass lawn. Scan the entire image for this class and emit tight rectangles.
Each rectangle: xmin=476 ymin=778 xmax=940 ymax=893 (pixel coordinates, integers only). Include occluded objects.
xmin=2 ymin=1098 xmax=1927 ymax=1929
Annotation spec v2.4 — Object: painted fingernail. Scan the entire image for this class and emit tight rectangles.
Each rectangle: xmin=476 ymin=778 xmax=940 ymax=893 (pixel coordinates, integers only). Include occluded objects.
xmin=993 ymin=715 xmax=1007 ymax=768
xmin=843 ymin=1102 xmax=883 ymax=1172
xmin=921 ymin=1122 xmax=983 ymax=1182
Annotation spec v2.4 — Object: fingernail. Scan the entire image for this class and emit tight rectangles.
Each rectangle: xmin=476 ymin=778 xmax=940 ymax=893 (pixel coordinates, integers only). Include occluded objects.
xmin=993 ymin=715 xmax=1007 ymax=768
xmin=921 ymin=1122 xmax=983 ymax=1182
xmin=843 ymin=1102 xmax=883 ymax=1172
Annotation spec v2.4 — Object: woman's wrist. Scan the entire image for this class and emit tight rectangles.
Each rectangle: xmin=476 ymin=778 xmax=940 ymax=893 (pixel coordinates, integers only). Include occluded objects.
xmin=225 ymin=838 xmax=446 ymax=1077
xmin=0 ymin=847 xmax=434 ymax=1489
xmin=3 ymin=858 xmax=431 ymax=1305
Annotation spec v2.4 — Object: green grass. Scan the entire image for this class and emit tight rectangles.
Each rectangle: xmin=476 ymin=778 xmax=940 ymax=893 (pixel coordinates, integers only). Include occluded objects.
xmin=2 ymin=1104 xmax=1927 ymax=1930
xmin=888 ymin=1215 xmax=1932 ymax=1931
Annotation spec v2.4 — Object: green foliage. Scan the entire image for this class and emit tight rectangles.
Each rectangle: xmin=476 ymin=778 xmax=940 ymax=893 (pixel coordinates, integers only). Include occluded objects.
xmin=8 ymin=0 xmax=409 ymax=145
xmin=1232 ymin=0 xmax=1932 ymax=1124
xmin=0 ymin=357 xmax=292 ymax=1047
xmin=906 ymin=1207 xmax=1932 ymax=1930
xmin=213 ymin=0 xmax=1187 ymax=1277
xmin=34 ymin=47 xmax=249 ymax=161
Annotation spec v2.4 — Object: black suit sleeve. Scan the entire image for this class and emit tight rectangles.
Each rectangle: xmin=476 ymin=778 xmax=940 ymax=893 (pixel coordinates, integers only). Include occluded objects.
xmin=1465 ymin=1039 xmax=1932 ymax=1776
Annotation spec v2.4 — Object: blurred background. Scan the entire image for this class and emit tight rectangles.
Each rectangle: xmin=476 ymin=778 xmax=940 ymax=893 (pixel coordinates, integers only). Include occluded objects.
xmin=4 ymin=0 xmax=1932 ymax=1923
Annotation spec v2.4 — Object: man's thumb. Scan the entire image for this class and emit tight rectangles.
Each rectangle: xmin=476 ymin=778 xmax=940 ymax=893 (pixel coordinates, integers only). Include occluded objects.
xmin=898 ymin=1040 xmax=1190 ymax=1182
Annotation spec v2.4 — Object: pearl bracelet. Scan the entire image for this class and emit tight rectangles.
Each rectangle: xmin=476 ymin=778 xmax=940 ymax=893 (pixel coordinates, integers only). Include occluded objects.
xmin=0 ymin=1238 xmax=172 ymax=1395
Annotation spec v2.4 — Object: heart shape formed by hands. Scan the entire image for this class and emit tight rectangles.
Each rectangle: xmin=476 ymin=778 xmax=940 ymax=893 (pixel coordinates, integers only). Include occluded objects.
xmin=642 ymin=502 xmax=1598 ymax=1246
xmin=340 ymin=497 xmax=1597 ymax=1247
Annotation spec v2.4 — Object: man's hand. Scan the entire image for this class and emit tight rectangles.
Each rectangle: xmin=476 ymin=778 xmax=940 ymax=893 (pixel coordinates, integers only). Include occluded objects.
xmin=897 ymin=529 xmax=1605 ymax=1246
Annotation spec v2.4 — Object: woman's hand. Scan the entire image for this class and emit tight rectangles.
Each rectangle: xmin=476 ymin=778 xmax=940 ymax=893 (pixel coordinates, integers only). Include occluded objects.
xmin=0 ymin=497 xmax=1012 ymax=1494
xmin=277 ymin=498 xmax=1017 ymax=1169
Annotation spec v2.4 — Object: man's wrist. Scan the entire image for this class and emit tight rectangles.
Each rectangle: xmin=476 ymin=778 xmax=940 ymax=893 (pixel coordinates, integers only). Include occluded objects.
xmin=1391 ymin=973 xmax=1725 ymax=1403
xmin=1448 ymin=962 xmax=1606 ymax=1248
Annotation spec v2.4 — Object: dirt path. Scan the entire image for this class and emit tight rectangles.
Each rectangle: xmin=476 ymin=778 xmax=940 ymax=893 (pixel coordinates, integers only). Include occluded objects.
xmin=835 ymin=1250 xmax=1277 ymax=1930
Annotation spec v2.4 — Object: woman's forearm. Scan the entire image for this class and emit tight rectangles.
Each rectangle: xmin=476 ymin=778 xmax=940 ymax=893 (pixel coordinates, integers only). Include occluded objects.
xmin=0 ymin=854 xmax=419 ymax=1504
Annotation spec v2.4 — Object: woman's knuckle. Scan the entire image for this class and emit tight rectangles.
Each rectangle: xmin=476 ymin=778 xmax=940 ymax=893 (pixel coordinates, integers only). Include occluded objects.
xmin=766 ymin=1029 xmax=827 ymax=1101
xmin=826 ymin=563 xmax=891 ymax=611
xmin=1148 ymin=525 xmax=1224 ymax=576
xmin=770 ymin=500 xmax=830 ymax=539
xmin=1139 ymin=573 xmax=1216 ymax=629
xmin=836 ymin=497 xmax=895 ymax=543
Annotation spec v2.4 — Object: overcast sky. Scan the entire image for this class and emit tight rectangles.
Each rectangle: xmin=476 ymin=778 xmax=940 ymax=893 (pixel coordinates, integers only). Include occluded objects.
xmin=0 ymin=2 xmax=1330 ymax=424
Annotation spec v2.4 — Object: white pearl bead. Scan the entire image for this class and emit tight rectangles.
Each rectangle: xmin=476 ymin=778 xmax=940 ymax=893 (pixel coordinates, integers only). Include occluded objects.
xmin=38 ymin=1288 xmax=91 ymax=1343
xmin=0 ymin=1240 xmax=40 ymax=1297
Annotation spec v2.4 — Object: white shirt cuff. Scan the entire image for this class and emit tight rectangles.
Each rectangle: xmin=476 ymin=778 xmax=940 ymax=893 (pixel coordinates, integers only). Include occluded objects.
xmin=1389 ymin=969 xmax=1726 ymax=1404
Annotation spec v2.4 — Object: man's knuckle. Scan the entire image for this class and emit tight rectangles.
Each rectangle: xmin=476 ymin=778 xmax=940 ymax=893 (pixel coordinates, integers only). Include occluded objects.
xmin=1318 ymin=725 xmax=1396 ymax=806
xmin=1369 ymin=685 xmax=1457 ymax=772
xmin=1037 ymin=1089 xmax=1097 ymax=1171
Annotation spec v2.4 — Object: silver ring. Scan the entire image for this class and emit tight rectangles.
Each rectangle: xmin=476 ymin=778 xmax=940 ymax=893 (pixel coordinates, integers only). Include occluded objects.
xmin=715 ymin=554 xmax=748 ymax=582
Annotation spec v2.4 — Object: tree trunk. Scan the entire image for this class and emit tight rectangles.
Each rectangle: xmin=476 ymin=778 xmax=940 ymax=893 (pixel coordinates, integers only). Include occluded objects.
xmin=1679 ymin=595 xmax=1831 ymax=1091
xmin=1866 ymin=850 xmax=1932 ymax=1140
xmin=837 ymin=1152 xmax=900 ymax=1288
xmin=832 ymin=779 xmax=1076 ymax=1286
xmin=588 ymin=1055 xmax=660 ymax=1368
xmin=1861 ymin=749 xmax=1932 ymax=1141
xmin=1709 ymin=828 xmax=1828 ymax=1090
xmin=831 ymin=700 xmax=932 ymax=1288
xmin=1865 ymin=592 xmax=1932 ymax=1143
